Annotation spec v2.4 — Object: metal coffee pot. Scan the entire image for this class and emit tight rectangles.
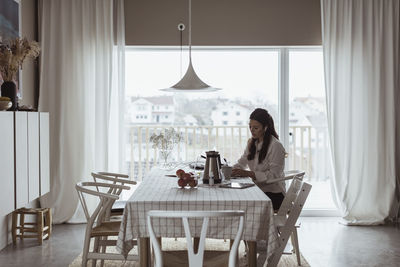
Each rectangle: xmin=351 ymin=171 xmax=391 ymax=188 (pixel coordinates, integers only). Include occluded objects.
xmin=202 ymin=151 xmax=222 ymax=184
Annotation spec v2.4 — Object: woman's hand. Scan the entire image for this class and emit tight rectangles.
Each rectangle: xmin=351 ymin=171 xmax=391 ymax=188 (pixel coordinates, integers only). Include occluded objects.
xmin=231 ymin=168 xmax=245 ymax=177
xmin=231 ymin=168 xmax=256 ymax=179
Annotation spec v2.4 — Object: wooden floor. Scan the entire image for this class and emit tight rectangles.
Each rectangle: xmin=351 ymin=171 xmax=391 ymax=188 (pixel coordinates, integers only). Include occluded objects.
xmin=0 ymin=217 xmax=399 ymax=267
xmin=298 ymin=217 xmax=400 ymax=267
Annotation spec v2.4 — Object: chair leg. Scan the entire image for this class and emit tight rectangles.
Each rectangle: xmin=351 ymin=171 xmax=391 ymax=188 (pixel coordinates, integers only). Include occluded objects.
xmin=92 ymin=237 xmax=100 ymax=267
xmin=230 ymin=239 xmax=239 ymax=265
xmin=150 ymin=237 xmax=162 ymax=264
xmin=267 ymin=235 xmax=290 ymax=267
xmin=82 ymin=227 xmax=91 ymax=267
xmin=291 ymin=228 xmax=301 ymax=266
xmin=37 ymin=211 xmax=44 ymax=245
xmin=100 ymin=236 xmax=107 ymax=267
xmin=20 ymin=213 xmax=25 ymax=240
xmin=45 ymin=208 xmax=52 ymax=239
xmin=12 ymin=211 xmax=18 ymax=244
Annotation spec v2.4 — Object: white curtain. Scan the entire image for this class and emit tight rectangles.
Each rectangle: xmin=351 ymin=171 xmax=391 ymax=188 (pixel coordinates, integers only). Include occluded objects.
xmin=38 ymin=0 xmax=125 ymax=223
xmin=321 ymin=0 xmax=399 ymax=225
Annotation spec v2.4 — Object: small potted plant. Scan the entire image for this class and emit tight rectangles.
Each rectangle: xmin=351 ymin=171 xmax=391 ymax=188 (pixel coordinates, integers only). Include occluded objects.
xmin=150 ymin=128 xmax=183 ymax=168
xmin=0 ymin=37 xmax=40 ymax=111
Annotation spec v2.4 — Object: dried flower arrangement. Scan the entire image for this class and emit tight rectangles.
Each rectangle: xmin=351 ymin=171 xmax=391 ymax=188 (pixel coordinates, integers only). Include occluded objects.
xmin=0 ymin=37 xmax=40 ymax=81
xmin=150 ymin=128 xmax=183 ymax=166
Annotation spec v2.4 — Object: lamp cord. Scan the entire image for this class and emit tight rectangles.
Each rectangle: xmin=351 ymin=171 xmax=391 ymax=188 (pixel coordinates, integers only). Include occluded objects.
xmin=180 ymin=28 xmax=183 ymax=78
xmin=189 ymin=0 xmax=192 ymax=62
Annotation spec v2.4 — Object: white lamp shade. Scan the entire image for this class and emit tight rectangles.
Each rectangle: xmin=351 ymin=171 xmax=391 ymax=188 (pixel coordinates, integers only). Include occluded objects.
xmin=160 ymin=61 xmax=221 ymax=92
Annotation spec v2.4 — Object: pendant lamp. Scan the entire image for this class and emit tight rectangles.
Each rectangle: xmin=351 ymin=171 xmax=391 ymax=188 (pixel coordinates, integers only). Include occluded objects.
xmin=160 ymin=0 xmax=221 ymax=92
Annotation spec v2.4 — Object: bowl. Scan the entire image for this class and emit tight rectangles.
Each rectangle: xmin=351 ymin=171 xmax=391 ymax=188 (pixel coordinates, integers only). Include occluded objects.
xmin=0 ymin=100 xmax=12 ymax=111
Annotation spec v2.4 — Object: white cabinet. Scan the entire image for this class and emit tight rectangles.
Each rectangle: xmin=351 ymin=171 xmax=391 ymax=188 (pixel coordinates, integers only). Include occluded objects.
xmin=0 ymin=113 xmax=15 ymax=216
xmin=27 ymin=113 xmax=40 ymax=202
xmin=40 ymin=113 xmax=50 ymax=196
xmin=0 ymin=112 xmax=50 ymax=215
xmin=15 ymin=112 xmax=29 ymax=208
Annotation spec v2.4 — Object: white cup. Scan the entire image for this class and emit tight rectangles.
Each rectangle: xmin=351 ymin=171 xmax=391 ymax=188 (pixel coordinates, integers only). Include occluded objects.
xmin=221 ymin=165 xmax=233 ymax=181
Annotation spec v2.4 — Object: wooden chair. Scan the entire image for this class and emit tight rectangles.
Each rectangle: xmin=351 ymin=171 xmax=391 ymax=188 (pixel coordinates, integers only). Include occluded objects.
xmin=147 ymin=210 xmax=245 ymax=267
xmin=267 ymin=178 xmax=312 ymax=267
xmin=75 ymin=181 xmax=139 ymax=267
xmin=91 ymin=172 xmax=136 ymax=217
xmin=263 ymin=170 xmax=306 ymax=261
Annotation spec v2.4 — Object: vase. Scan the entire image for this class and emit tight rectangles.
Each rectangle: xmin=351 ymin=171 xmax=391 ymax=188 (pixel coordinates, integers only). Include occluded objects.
xmin=1 ymin=81 xmax=18 ymax=111
xmin=159 ymin=148 xmax=173 ymax=169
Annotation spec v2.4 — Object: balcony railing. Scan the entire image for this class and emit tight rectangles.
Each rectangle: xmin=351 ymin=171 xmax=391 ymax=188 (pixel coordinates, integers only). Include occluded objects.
xmin=126 ymin=125 xmax=332 ymax=182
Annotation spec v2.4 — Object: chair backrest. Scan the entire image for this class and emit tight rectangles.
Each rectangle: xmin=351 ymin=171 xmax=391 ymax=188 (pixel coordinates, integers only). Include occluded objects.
xmin=283 ymin=170 xmax=305 ymax=181
xmin=265 ymin=170 xmax=305 ymax=185
xmin=268 ymin=179 xmax=312 ymax=267
xmin=91 ymin=172 xmax=136 ymax=196
xmin=276 ymin=177 xmax=305 ymax=217
xmin=147 ymin=210 xmax=245 ymax=267
xmin=75 ymin=182 xmax=130 ymax=227
xmin=97 ymin=171 xmax=129 ymax=179
xmin=91 ymin=172 xmax=136 ymax=214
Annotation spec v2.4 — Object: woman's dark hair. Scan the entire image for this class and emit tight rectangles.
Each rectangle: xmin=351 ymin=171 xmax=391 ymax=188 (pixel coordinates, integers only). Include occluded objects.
xmin=247 ymin=108 xmax=279 ymax=163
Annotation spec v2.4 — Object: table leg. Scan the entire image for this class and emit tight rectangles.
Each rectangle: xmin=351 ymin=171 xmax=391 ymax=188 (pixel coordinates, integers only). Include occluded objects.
xmin=247 ymin=241 xmax=257 ymax=267
xmin=157 ymin=237 xmax=162 ymax=250
xmin=193 ymin=237 xmax=200 ymax=253
xmin=139 ymin=237 xmax=151 ymax=267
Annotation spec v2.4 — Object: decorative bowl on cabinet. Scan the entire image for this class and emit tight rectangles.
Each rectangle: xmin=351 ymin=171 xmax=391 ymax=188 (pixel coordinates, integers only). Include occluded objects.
xmin=0 ymin=100 xmax=12 ymax=111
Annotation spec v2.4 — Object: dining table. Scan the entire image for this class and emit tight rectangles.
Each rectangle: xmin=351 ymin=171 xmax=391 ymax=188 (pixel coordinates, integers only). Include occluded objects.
xmin=116 ymin=164 xmax=279 ymax=267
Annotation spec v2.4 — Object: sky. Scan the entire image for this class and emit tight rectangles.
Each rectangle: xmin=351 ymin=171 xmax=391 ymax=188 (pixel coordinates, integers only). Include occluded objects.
xmin=125 ymin=48 xmax=325 ymax=103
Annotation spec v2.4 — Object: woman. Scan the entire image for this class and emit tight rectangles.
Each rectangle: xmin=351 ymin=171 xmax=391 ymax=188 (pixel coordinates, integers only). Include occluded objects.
xmin=232 ymin=108 xmax=286 ymax=211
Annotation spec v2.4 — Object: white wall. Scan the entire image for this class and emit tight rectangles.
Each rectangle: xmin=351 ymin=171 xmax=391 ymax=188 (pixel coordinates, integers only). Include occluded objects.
xmin=20 ymin=0 xmax=38 ymax=108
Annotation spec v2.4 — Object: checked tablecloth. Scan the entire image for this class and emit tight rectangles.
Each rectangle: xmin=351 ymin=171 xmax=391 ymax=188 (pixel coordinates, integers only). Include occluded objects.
xmin=117 ymin=166 xmax=279 ymax=260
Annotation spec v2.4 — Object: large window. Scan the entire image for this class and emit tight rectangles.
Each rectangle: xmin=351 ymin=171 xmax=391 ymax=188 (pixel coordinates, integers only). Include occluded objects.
xmin=125 ymin=47 xmax=335 ymax=212
xmin=288 ymin=49 xmax=335 ymax=211
xmin=126 ymin=48 xmax=278 ymax=111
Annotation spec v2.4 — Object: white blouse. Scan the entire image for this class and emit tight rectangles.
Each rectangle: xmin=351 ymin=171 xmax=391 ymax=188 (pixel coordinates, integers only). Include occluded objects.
xmin=233 ymin=136 xmax=286 ymax=194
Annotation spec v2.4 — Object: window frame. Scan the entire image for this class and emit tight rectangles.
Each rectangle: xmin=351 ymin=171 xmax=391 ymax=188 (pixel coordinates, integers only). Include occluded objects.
xmin=125 ymin=46 xmax=338 ymax=216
